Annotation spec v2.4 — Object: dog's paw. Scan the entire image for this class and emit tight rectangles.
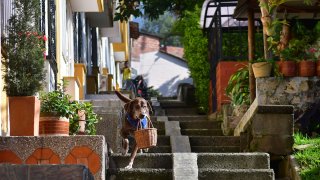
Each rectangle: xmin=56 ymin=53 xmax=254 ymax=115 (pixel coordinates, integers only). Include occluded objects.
xmin=124 ymin=162 xmax=133 ymax=169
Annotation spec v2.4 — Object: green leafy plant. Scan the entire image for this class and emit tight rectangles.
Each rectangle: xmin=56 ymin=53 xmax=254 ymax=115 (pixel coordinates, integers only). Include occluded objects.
xmin=226 ymin=65 xmax=250 ymax=106
xmin=39 ymin=83 xmax=73 ymax=118
xmin=283 ymin=38 xmax=308 ymax=61
xmin=1 ymin=0 xmax=46 ymax=96
xmin=147 ymin=86 xmax=160 ymax=98
xmin=69 ymin=101 xmax=101 ymax=135
xmin=173 ymin=6 xmax=210 ymax=112
xmin=294 ymin=132 xmax=320 ymax=180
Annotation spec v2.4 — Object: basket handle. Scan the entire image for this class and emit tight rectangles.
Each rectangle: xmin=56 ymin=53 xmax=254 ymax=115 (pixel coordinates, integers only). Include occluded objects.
xmin=146 ymin=116 xmax=154 ymax=128
xmin=136 ymin=115 xmax=153 ymax=130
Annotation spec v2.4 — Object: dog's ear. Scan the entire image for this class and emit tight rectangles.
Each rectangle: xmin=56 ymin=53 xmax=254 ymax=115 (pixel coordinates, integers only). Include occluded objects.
xmin=147 ymin=101 xmax=153 ymax=115
xmin=115 ymin=90 xmax=131 ymax=103
xmin=124 ymin=101 xmax=134 ymax=116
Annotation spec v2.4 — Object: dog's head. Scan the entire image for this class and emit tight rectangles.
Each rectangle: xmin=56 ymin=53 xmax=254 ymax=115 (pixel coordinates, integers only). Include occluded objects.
xmin=115 ymin=91 xmax=152 ymax=119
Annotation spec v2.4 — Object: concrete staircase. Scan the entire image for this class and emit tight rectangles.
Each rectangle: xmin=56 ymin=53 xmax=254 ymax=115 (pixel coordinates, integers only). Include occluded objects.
xmin=86 ymin=95 xmax=274 ymax=180
xmin=108 ymin=153 xmax=173 ymax=180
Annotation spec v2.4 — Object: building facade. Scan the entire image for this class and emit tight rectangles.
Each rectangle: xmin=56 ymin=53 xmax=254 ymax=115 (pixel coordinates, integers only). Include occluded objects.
xmin=0 ymin=0 xmax=132 ymax=136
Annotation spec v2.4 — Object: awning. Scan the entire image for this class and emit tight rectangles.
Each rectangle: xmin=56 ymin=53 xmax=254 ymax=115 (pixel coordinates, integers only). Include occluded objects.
xmin=234 ymin=0 xmax=320 ymax=20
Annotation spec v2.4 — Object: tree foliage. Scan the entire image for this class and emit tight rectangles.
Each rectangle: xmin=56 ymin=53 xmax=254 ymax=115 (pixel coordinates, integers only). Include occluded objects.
xmin=140 ymin=11 xmax=182 ymax=46
xmin=141 ymin=11 xmax=176 ymax=36
xmin=114 ymin=0 xmax=204 ymax=21
xmin=2 ymin=0 xmax=46 ymax=96
xmin=173 ymin=7 xmax=210 ymax=112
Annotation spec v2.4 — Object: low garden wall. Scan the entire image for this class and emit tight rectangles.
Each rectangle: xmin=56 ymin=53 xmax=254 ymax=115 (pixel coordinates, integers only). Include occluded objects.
xmin=256 ymin=77 xmax=320 ymax=118
xmin=0 ymin=136 xmax=105 ymax=180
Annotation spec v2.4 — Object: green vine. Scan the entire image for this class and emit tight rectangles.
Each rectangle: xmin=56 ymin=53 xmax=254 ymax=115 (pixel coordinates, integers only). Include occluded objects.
xmin=173 ymin=6 xmax=210 ymax=112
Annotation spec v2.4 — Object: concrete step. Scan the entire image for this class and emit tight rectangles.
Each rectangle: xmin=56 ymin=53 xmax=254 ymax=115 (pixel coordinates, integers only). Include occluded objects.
xmin=93 ymin=106 xmax=120 ymax=114
xmin=109 ymin=153 xmax=172 ymax=169
xmin=147 ymin=146 xmax=171 ymax=153
xmin=157 ymin=136 xmax=170 ymax=146
xmin=189 ymin=136 xmax=240 ymax=147
xmin=152 ymin=121 xmax=165 ymax=129
xmin=165 ymin=108 xmax=199 ymax=116
xmin=198 ymin=169 xmax=274 ymax=180
xmin=82 ymin=99 xmax=121 ymax=107
xmin=159 ymin=101 xmax=189 ymax=108
xmin=168 ymin=115 xmax=208 ymax=121
xmin=85 ymin=94 xmax=119 ymax=100
xmin=197 ymin=153 xmax=270 ymax=169
xmin=179 ymin=121 xmax=221 ymax=129
xmin=146 ymin=136 xmax=171 ymax=153
xmin=191 ymin=146 xmax=240 ymax=153
xmin=107 ymin=168 xmax=173 ymax=180
xmin=181 ymin=129 xmax=223 ymax=136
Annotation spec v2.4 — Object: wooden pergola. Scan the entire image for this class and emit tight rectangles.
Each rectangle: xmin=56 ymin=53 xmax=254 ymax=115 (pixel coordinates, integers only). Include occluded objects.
xmin=233 ymin=0 xmax=320 ymax=102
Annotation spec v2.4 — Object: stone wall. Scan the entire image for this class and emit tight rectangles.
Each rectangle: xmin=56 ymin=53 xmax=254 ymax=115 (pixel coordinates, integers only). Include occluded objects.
xmin=0 ymin=136 xmax=105 ymax=180
xmin=0 ymin=164 xmax=94 ymax=179
xmin=256 ymin=77 xmax=320 ymax=118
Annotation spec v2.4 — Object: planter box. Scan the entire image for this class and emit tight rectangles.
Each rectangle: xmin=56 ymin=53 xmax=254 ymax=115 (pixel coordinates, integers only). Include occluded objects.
xmin=9 ymin=96 xmax=40 ymax=136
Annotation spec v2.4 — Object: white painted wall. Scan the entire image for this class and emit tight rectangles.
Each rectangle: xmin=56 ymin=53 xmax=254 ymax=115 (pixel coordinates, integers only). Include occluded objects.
xmin=131 ymin=51 xmax=193 ymax=97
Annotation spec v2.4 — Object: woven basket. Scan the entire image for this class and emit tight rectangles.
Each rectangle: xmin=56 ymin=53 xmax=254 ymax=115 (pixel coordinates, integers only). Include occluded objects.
xmin=134 ymin=116 xmax=157 ymax=149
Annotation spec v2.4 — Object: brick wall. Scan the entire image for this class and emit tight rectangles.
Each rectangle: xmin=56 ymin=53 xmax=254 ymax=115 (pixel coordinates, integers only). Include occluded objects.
xmin=132 ymin=34 xmax=161 ymax=60
xmin=131 ymin=34 xmax=185 ymax=61
xmin=163 ymin=46 xmax=184 ymax=59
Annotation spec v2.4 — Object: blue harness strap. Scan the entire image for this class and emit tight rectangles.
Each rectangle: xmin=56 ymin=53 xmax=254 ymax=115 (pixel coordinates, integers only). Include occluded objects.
xmin=126 ymin=114 xmax=148 ymax=129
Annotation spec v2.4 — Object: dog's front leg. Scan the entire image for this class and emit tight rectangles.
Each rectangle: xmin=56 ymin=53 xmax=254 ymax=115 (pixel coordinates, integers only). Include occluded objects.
xmin=125 ymin=143 xmax=139 ymax=169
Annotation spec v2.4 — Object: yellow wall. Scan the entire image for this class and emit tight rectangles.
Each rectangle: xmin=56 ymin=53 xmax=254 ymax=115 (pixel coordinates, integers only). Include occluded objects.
xmin=1 ymin=49 xmax=8 ymax=135
xmin=74 ymin=63 xmax=87 ymax=100
xmin=112 ymin=21 xmax=129 ymax=60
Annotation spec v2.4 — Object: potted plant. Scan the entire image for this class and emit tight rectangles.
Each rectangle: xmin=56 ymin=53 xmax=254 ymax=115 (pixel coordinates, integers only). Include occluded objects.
xmin=1 ymin=0 xmax=46 ymax=136
xmin=279 ymin=46 xmax=297 ymax=77
xmin=252 ymin=58 xmax=273 ymax=78
xmin=225 ymin=65 xmax=250 ymax=110
xmin=312 ymin=42 xmax=320 ymax=76
xmin=39 ymin=83 xmax=73 ymax=136
xmin=69 ymin=101 xmax=101 ymax=135
xmin=291 ymin=21 xmax=318 ymax=77
xmin=298 ymin=45 xmax=317 ymax=77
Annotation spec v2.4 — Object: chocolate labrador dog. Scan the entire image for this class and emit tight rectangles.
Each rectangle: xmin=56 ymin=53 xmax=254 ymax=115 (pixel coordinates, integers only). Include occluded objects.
xmin=115 ymin=90 xmax=152 ymax=169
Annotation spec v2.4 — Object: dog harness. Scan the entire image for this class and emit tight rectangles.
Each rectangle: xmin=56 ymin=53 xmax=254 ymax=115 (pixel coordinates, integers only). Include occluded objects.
xmin=126 ymin=114 xmax=148 ymax=129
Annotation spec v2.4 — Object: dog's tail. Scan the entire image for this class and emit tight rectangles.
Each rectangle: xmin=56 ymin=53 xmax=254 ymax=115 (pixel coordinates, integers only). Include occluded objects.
xmin=115 ymin=90 xmax=131 ymax=103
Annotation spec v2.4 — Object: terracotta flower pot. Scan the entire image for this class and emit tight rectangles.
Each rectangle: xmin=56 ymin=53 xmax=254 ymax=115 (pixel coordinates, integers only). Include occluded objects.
xmin=317 ymin=61 xmax=320 ymax=77
xmin=279 ymin=61 xmax=296 ymax=77
xmin=39 ymin=112 xmax=69 ymax=136
xmin=9 ymin=96 xmax=40 ymax=136
xmin=299 ymin=60 xmax=316 ymax=77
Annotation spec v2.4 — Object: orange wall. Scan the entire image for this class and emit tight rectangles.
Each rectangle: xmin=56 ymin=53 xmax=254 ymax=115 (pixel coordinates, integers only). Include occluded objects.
xmin=216 ymin=61 xmax=248 ymax=112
